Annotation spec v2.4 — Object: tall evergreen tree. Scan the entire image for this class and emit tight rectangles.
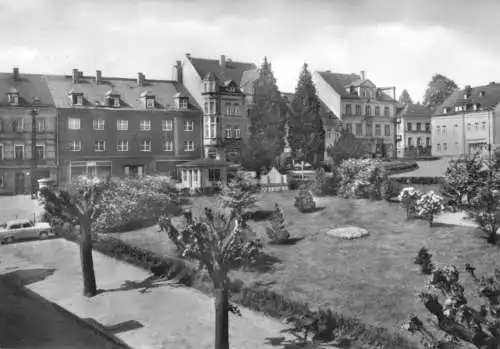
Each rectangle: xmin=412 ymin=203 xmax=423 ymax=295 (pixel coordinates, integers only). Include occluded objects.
xmin=423 ymin=74 xmax=458 ymax=108
xmin=288 ymin=63 xmax=324 ymax=167
xmin=244 ymin=57 xmax=286 ymax=175
xmin=398 ymin=89 xmax=413 ymax=105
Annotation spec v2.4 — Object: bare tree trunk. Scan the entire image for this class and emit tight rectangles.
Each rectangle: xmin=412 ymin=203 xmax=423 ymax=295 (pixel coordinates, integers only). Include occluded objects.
xmin=79 ymin=214 xmax=97 ymax=297
xmin=214 ymin=286 xmax=230 ymax=349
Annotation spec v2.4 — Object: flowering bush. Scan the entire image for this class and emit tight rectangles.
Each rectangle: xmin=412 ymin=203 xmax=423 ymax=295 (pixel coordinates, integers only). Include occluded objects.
xmin=398 ymin=187 xmax=422 ymax=219
xmin=414 ymin=191 xmax=444 ymax=226
xmin=265 ymin=203 xmax=291 ymax=243
xmin=337 ymin=158 xmax=387 ymax=199
xmin=294 ymin=189 xmax=316 ymax=213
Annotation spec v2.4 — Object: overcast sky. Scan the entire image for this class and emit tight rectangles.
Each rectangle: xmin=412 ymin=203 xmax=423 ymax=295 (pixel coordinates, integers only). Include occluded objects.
xmin=1 ymin=0 xmax=498 ymax=102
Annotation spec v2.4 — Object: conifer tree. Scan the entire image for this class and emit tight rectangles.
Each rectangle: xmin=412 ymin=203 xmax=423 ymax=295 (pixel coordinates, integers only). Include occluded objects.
xmin=288 ymin=63 xmax=325 ymax=166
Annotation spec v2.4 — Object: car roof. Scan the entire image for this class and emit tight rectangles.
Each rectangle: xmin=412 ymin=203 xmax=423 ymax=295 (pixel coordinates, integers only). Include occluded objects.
xmin=7 ymin=219 xmax=31 ymax=225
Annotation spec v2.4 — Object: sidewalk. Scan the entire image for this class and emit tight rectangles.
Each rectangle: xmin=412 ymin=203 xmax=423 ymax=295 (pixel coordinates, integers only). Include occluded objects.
xmin=0 ymin=239 xmax=308 ymax=349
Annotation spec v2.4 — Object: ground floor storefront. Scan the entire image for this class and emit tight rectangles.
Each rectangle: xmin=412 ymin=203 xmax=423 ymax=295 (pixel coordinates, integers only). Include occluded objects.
xmin=176 ymin=158 xmax=229 ymax=191
xmin=0 ymin=166 xmax=57 ymax=195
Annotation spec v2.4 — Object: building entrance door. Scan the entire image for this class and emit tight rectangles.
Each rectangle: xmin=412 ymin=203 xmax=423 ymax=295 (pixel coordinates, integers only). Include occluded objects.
xmin=15 ymin=173 xmax=25 ymax=194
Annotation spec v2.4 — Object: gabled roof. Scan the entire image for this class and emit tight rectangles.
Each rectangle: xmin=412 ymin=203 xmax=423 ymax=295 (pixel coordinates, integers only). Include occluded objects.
xmin=316 ymin=71 xmax=396 ymax=102
xmin=45 ymin=74 xmax=199 ymax=110
xmin=433 ymin=82 xmax=500 ymax=116
xmin=0 ymin=73 xmax=54 ymax=107
xmin=396 ymin=103 xmax=433 ymax=119
xmin=188 ymin=55 xmax=257 ymax=86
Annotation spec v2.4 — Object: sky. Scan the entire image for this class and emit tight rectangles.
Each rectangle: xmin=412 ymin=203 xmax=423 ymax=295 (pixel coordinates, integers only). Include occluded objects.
xmin=0 ymin=0 xmax=499 ymax=103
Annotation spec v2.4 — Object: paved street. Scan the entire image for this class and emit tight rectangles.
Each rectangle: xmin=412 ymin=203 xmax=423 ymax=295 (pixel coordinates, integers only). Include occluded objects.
xmin=0 ymin=269 xmax=127 ymax=349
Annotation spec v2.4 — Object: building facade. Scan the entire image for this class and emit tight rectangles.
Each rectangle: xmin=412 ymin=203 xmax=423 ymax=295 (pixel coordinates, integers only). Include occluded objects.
xmin=431 ymin=83 xmax=500 ymax=158
xmin=395 ymin=103 xmax=432 ymax=158
xmin=0 ymin=68 xmax=57 ymax=195
xmin=176 ymin=53 xmax=259 ymax=162
xmin=46 ymin=69 xmax=202 ymax=184
xmin=312 ymin=70 xmax=399 ymax=158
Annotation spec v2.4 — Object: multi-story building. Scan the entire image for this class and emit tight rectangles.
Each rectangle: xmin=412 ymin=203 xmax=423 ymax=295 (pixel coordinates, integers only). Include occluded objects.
xmin=46 ymin=68 xmax=202 ymax=184
xmin=432 ymin=83 xmax=500 ymax=158
xmin=312 ymin=70 xmax=399 ymax=158
xmin=395 ymin=103 xmax=432 ymax=158
xmin=0 ymin=68 xmax=57 ymax=194
xmin=176 ymin=53 xmax=259 ymax=161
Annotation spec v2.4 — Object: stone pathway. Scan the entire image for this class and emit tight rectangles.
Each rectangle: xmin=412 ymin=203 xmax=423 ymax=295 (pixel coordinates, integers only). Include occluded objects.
xmin=0 ymin=239 xmax=332 ymax=349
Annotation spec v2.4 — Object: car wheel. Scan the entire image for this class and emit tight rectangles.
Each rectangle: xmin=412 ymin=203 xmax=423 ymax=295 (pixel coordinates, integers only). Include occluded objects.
xmin=2 ymin=237 xmax=14 ymax=245
xmin=39 ymin=231 xmax=49 ymax=239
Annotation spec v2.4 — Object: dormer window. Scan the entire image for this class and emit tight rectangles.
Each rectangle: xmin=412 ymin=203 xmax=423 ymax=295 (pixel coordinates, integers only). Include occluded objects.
xmin=179 ymin=98 xmax=188 ymax=110
xmin=443 ymin=107 xmax=448 ymax=114
xmin=140 ymin=90 xmax=156 ymax=109
xmin=7 ymin=92 xmax=19 ymax=105
xmin=105 ymin=89 xmax=120 ymax=108
xmin=113 ymin=97 xmax=120 ymax=108
xmin=479 ymin=91 xmax=485 ymax=97
xmin=69 ymin=90 xmax=84 ymax=106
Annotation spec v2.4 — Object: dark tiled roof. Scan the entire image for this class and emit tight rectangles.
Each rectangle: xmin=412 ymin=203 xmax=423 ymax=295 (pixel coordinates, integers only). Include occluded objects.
xmin=433 ymin=82 xmax=500 ymax=116
xmin=188 ymin=56 xmax=257 ymax=86
xmin=316 ymin=71 xmax=396 ymax=102
xmin=44 ymin=74 xmax=200 ymax=110
xmin=281 ymin=92 xmax=339 ymax=122
xmin=177 ymin=158 xmax=229 ymax=168
xmin=0 ymin=73 xmax=54 ymax=107
xmin=396 ymin=103 xmax=433 ymax=119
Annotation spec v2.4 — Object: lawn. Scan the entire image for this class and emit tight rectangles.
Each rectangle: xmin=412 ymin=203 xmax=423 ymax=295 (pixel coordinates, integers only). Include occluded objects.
xmin=114 ymin=191 xmax=500 ymax=334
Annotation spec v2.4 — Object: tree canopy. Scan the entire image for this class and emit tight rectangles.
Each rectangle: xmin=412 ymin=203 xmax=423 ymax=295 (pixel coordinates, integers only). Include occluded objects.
xmin=422 ymin=74 xmax=459 ymax=109
xmin=398 ymin=89 xmax=413 ymax=105
xmin=326 ymin=128 xmax=368 ymax=165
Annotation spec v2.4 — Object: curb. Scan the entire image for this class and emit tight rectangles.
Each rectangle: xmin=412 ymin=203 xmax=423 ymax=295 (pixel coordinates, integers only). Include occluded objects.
xmin=17 ymin=284 xmax=133 ymax=349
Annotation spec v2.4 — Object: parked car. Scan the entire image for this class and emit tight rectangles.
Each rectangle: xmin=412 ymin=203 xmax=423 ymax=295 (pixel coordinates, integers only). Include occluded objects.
xmin=0 ymin=219 xmax=53 ymax=244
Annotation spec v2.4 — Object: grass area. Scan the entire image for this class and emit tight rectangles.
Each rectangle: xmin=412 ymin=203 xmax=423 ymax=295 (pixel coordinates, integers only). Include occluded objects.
xmin=113 ymin=191 xmax=499 ymax=336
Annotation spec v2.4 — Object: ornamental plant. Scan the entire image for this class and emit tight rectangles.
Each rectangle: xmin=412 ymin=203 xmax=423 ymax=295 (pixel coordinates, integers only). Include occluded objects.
xmin=414 ymin=247 xmax=434 ymax=275
xmin=294 ymin=189 xmax=316 ymax=213
xmin=265 ymin=202 xmax=291 ymax=243
xmin=337 ymin=158 xmax=387 ymax=199
xmin=415 ymin=191 xmax=444 ymax=226
xmin=398 ymin=187 xmax=423 ymax=219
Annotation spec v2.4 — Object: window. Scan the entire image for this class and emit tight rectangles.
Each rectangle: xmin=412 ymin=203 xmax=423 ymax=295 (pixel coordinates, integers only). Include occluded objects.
xmin=345 ymin=123 xmax=352 ymax=133
xmin=455 ymin=142 xmax=459 ymax=149
xmin=36 ymin=119 xmax=46 ymax=132
xmin=384 ymin=107 xmax=390 ymax=117
xmin=482 ymin=121 xmax=487 ymax=130
xmin=35 ymin=145 xmax=45 ymax=160
xmin=474 ymin=122 xmax=479 ymax=131
xmin=443 ymin=143 xmax=448 ymax=151
xmin=68 ymin=141 xmax=81 ymax=152
xmin=365 ymin=123 xmax=372 ymax=137
xmin=365 ymin=105 xmax=371 ymax=116
xmin=467 ymin=123 xmax=471 ymax=131
xmin=179 ymin=98 xmax=188 ymax=110
xmin=162 ymin=120 xmax=173 ymax=131
xmin=375 ymin=124 xmax=381 ymax=136
xmin=163 ymin=140 xmax=173 ymax=152
xmin=116 ymin=140 xmax=128 ymax=152
xmin=68 ymin=118 xmax=81 ymax=130
xmin=225 ymin=103 xmax=232 ymax=115
xmin=140 ymin=140 xmax=152 ymax=152
xmin=437 ymin=143 xmax=441 ymax=151
xmin=204 ymin=102 xmax=209 ymax=114
xmin=416 ymin=123 xmax=421 ymax=131
xmin=436 ymin=126 xmax=441 ymax=135
xmin=208 ymin=168 xmax=221 ymax=181
xmin=355 ymin=123 xmax=362 ymax=136
xmin=355 ymin=104 xmax=361 ymax=115
xmin=94 ymin=140 xmax=106 ymax=152
xmin=8 ymin=93 xmax=19 ymax=105
xmin=442 ymin=125 xmax=446 ymax=135
xmin=375 ymin=106 xmax=380 ymax=116
xmin=407 ymin=122 xmax=412 ymax=131
xmin=417 ymin=137 xmax=422 ymax=146
xmin=140 ymin=120 xmax=151 ymax=131
xmin=384 ymin=124 xmax=391 ymax=136
xmin=93 ymin=119 xmax=105 ymax=130
xmin=209 ymin=117 xmax=216 ymax=138
xmin=426 ymin=137 xmax=431 ymax=146
xmin=116 ymin=120 xmax=128 ymax=131
xmin=0 ymin=174 xmax=3 ymax=188
xmin=113 ymin=98 xmax=120 ymax=108
xmin=407 ymin=137 xmax=413 ymax=146
xmin=345 ymin=104 xmax=352 ymax=115
xmin=145 ymin=97 xmax=155 ymax=109
xmin=425 ymin=123 xmax=430 ymax=132
xmin=184 ymin=120 xmax=194 ymax=131
xmin=233 ymin=103 xmax=240 ymax=115
xmin=71 ymin=94 xmax=84 ymax=106
xmin=0 ymin=120 xmax=3 ymax=131
xmin=327 ymin=128 xmax=335 ymax=139
xmin=0 ymin=144 xmax=3 ymax=160
xmin=234 ymin=127 xmax=241 ymax=139
xmin=225 ymin=128 xmax=233 ymax=138
xmin=12 ymin=118 xmax=24 ymax=132
xmin=183 ymin=141 xmax=194 ymax=152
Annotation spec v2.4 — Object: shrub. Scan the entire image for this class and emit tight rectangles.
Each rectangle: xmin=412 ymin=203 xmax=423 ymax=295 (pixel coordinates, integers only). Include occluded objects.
xmin=398 ymin=187 xmax=423 ymax=219
xmin=392 ymin=176 xmax=442 ymax=185
xmin=337 ymin=158 xmax=388 ymax=199
xmin=380 ymin=179 xmax=395 ymax=201
xmin=382 ymin=160 xmax=419 ymax=175
xmin=294 ymin=189 xmax=316 ymax=213
xmin=265 ymin=203 xmax=291 ymax=244
xmin=414 ymin=247 xmax=434 ymax=275
xmin=414 ymin=191 xmax=444 ymax=226
xmin=307 ymin=168 xmax=337 ymax=196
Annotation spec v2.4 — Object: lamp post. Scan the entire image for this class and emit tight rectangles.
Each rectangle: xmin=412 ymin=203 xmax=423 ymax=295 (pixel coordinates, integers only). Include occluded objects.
xmin=30 ymin=98 xmax=40 ymax=199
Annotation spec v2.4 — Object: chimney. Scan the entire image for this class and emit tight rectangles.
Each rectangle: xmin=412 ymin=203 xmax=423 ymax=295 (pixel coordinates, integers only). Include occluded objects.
xmin=137 ymin=72 xmax=144 ymax=87
xmin=186 ymin=53 xmax=191 ymax=59
xmin=175 ymin=60 xmax=183 ymax=83
xmin=72 ymin=68 xmax=79 ymax=84
xmin=392 ymin=87 xmax=396 ymax=100
xmin=13 ymin=67 xmax=19 ymax=80
xmin=360 ymin=70 xmax=366 ymax=80
xmin=219 ymin=54 xmax=226 ymax=67
xmin=95 ymin=70 xmax=102 ymax=84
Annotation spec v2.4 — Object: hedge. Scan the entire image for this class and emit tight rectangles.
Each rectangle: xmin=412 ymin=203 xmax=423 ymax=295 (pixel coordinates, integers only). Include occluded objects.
xmin=382 ymin=161 xmax=419 ymax=175
xmin=391 ymin=176 xmax=443 ymax=185
xmin=57 ymin=228 xmax=418 ymax=349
